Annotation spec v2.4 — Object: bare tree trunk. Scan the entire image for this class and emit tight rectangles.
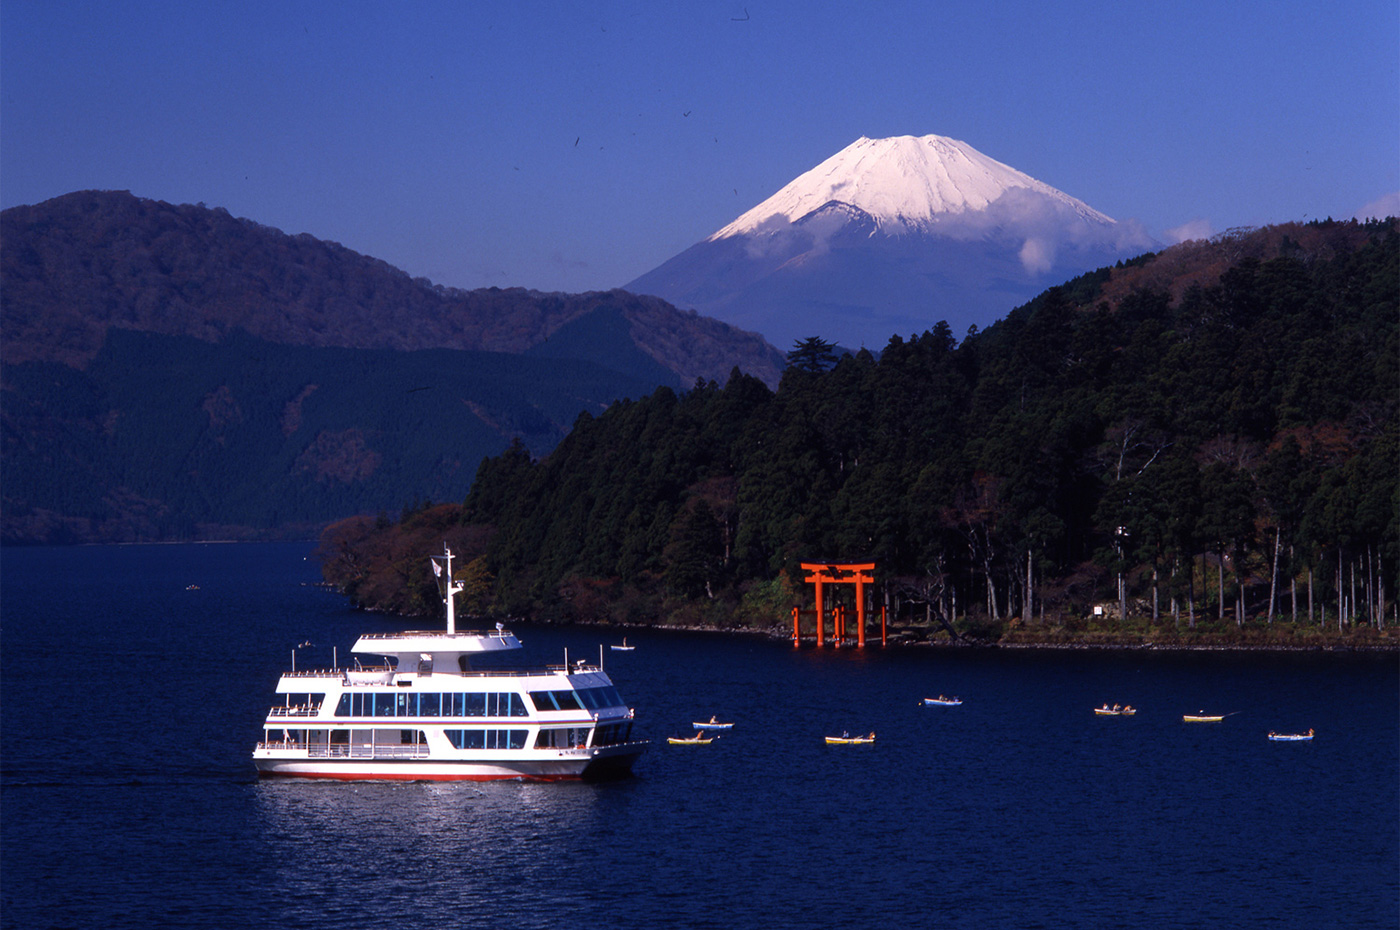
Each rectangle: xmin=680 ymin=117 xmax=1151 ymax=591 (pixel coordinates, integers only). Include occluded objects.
xmin=1307 ymin=565 xmax=1314 ymax=625
xmin=1152 ymin=563 xmax=1160 ymax=623
xmin=1337 ymin=554 xmax=1345 ymax=633
xmin=1378 ymin=562 xmax=1387 ymax=631
xmin=1026 ymin=549 xmax=1033 ymax=623
xmin=1267 ymin=527 xmax=1280 ymax=624
xmin=1290 ymin=545 xmax=1298 ymax=623
xmin=1188 ymin=555 xmax=1197 ymax=629
xmin=1218 ymin=549 xmax=1226 ymax=623
xmin=1237 ymin=564 xmax=1245 ymax=629
xmin=1119 ymin=568 xmax=1128 ymax=626
xmin=1350 ymin=558 xmax=1359 ymax=628
xmin=984 ymin=554 xmax=999 ymax=621
xmin=1365 ymin=547 xmax=1375 ymax=626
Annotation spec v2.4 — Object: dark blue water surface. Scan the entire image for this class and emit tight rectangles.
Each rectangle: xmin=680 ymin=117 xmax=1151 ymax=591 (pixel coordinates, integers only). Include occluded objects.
xmin=3 ymin=543 xmax=1396 ymax=929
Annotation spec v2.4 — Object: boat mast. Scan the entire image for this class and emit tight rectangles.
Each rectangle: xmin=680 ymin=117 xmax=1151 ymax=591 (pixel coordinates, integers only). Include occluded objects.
xmin=434 ymin=545 xmax=465 ymax=634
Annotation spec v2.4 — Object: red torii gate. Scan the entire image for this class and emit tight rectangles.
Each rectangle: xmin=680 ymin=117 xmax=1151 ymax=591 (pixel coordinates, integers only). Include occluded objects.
xmin=795 ymin=562 xmax=884 ymax=647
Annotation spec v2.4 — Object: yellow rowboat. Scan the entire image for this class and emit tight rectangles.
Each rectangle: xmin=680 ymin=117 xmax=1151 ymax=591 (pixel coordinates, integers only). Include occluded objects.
xmin=668 ymin=732 xmax=715 ymax=745
xmin=825 ymin=733 xmax=876 ymax=745
xmin=1094 ymin=704 xmax=1136 ymax=716
xmin=1183 ymin=712 xmax=1230 ymax=723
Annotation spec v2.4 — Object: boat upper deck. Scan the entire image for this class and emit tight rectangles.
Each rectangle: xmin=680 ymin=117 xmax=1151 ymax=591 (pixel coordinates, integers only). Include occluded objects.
xmin=352 ymin=629 xmax=522 ymax=656
xmin=275 ymin=662 xmax=616 ymax=690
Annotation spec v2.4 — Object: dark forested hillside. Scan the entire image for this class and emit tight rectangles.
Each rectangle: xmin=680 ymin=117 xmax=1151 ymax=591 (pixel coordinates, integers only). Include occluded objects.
xmin=0 ymin=190 xmax=788 ymax=543
xmin=0 ymin=190 xmax=784 ymax=384
xmin=323 ymin=219 xmax=1398 ymax=639
xmin=2 ymin=329 xmax=667 ymax=544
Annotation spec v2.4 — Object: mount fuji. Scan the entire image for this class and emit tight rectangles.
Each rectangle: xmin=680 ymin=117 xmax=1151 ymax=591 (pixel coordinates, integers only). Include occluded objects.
xmin=626 ymin=134 xmax=1158 ymax=351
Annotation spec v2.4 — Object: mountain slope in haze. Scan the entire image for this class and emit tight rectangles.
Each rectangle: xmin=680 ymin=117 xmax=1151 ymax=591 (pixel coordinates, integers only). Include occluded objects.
xmin=0 ymin=190 xmax=786 ymax=544
xmin=627 ymin=134 xmax=1158 ymax=350
xmin=1 ymin=190 xmax=785 ymax=385
xmin=2 ymin=328 xmax=668 ymax=545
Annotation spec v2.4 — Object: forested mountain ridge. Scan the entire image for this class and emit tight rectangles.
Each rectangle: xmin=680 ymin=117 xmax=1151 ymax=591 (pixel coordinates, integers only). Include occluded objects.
xmin=0 ymin=190 xmax=785 ymax=385
xmin=0 ymin=190 xmax=788 ymax=544
xmin=322 ymin=218 xmax=1398 ymax=643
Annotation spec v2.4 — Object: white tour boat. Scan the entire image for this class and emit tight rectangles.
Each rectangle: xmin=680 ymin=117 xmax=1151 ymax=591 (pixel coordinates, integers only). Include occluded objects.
xmin=253 ymin=547 xmax=648 ymax=781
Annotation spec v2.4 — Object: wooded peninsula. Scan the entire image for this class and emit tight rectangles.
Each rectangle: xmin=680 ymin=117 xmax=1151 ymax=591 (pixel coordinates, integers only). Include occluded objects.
xmin=319 ymin=219 xmax=1398 ymax=649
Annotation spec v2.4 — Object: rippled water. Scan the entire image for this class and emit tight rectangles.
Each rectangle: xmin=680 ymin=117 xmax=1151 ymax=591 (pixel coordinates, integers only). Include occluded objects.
xmin=3 ymin=543 xmax=1396 ymax=928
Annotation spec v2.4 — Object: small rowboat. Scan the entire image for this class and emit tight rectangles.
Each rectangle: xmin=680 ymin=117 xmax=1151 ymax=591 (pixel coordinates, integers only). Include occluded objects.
xmin=610 ymin=638 xmax=635 ymax=651
xmin=1094 ymin=704 xmax=1136 ymax=716
xmin=922 ymin=696 xmax=962 ymax=706
xmin=825 ymin=733 xmax=876 ymax=745
xmin=668 ymin=732 xmax=715 ymax=745
xmin=691 ymin=718 xmax=733 ymax=730
xmin=1183 ymin=712 xmax=1228 ymax=723
xmin=1268 ymin=729 xmax=1314 ymax=742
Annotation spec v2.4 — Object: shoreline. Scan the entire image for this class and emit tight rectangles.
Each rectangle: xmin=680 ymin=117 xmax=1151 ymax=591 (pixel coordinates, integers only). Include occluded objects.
xmin=522 ymin=616 xmax=1400 ymax=653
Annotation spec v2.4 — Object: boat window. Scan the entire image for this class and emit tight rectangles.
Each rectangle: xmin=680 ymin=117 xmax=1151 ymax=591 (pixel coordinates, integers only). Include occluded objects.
xmin=575 ymin=686 xmax=623 ymax=709
xmin=335 ymin=690 xmax=528 ymax=719
xmin=530 ymin=690 xmax=585 ymax=712
xmin=446 ymin=729 xmax=528 ymax=750
xmin=593 ymin=722 xmax=632 ymax=746
xmin=447 ymin=729 xmax=482 ymax=749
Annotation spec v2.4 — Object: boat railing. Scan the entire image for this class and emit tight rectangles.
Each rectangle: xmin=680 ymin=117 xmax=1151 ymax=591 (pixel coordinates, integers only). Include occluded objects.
xmin=308 ymin=744 xmax=430 ymax=760
xmin=283 ymin=664 xmax=594 ymax=681
xmin=358 ymin=630 xmax=514 ymax=641
xmin=256 ymin=741 xmax=430 ymax=760
xmin=267 ymin=704 xmax=322 ymax=717
xmin=324 ymin=666 xmax=597 ymax=684
xmin=548 ymin=663 xmax=600 ymax=674
xmin=282 ymin=668 xmax=348 ymax=680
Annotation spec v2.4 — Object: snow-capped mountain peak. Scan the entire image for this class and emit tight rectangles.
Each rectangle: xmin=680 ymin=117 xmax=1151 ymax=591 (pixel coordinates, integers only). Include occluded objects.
xmin=709 ymin=134 xmax=1114 ymax=240
xmin=627 ymin=132 xmax=1156 ymax=351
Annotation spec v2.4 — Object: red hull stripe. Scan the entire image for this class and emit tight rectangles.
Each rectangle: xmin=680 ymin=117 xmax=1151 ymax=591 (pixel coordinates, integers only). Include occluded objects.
xmin=258 ymin=770 xmax=579 ymax=782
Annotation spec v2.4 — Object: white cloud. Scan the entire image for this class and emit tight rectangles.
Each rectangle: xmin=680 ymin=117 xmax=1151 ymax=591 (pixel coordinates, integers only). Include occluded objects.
xmin=1353 ymin=192 xmax=1400 ymax=221
xmin=1165 ymin=218 xmax=1214 ymax=244
xmin=1018 ymin=238 xmax=1055 ymax=274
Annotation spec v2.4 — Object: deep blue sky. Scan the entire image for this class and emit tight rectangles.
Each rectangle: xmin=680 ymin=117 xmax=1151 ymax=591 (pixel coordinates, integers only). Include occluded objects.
xmin=4 ymin=1 xmax=1397 ymax=295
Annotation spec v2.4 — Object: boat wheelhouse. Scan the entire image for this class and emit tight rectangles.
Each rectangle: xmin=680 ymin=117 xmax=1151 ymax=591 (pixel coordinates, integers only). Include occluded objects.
xmin=252 ymin=547 xmax=647 ymax=781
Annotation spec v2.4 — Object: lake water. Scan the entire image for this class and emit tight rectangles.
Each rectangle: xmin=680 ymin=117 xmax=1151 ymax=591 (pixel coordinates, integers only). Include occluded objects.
xmin=3 ymin=542 xmax=1396 ymax=929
